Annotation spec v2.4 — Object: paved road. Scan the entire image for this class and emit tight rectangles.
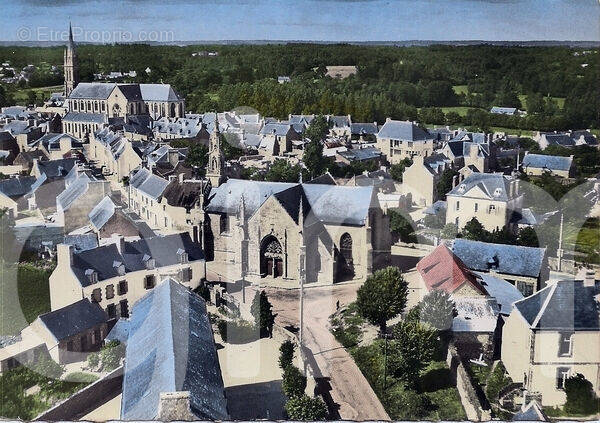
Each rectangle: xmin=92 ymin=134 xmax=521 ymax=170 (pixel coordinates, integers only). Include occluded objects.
xmin=237 ymin=283 xmax=390 ymax=421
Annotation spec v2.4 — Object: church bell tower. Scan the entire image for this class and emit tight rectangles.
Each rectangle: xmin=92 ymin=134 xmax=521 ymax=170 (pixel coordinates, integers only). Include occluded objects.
xmin=64 ymin=23 xmax=79 ymax=97
xmin=206 ymin=119 xmax=226 ymax=187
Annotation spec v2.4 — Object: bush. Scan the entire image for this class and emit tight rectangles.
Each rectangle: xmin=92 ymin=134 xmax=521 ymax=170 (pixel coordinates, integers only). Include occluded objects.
xmin=486 ymin=361 xmax=512 ymax=403
xmin=63 ymin=372 xmax=99 ymax=383
xmin=31 ymin=356 xmax=64 ymax=379
xmin=87 ymin=352 xmax=99 ymax=369
xmin=384 ymin=384 xmax=429 ymax=420
xmin=279 ymin=340 xmax=295 ymax=369
xmin=282 ymin=365 xmax=307 ymax=398
xmin=564 ymin=373 xmax=599 ymax=415
xmin=100 ymin=340 xmax=125 ymax=371
xmin=217 ymin=319 xmax=258 ymax=344
xmin=285 ymin=395 xmax=328 ymax=421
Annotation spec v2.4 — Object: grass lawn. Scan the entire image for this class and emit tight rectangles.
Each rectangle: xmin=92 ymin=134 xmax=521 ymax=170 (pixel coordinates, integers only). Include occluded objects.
xmin=518 ymin=94 xmax=565 ymax=111
xmin=0 ymin=262 xmax=52 ymax=335
xmin=563 ymin=218 xmax=600 ymax=264
xmin=440 ymin=106 xmax=481 ymax=116
xmin=452 ymin=85 xmax=469 ymax=95
xmin=11 ymin=85 xmax=63 ymax=105
xmin=489 ymin=126 xmax=533 ymax=137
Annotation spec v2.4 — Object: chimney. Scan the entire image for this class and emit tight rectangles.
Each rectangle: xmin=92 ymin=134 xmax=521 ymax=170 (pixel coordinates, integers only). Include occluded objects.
xmin=452 ymin=174 xmax=459 ymax=188
xmin=57 ymin=243 xmax=73 ymax=267
xmin=112 ymin=234 xmax=125 ymax=255
xmin=157 ymin=392 xmax=195 ymax=421
xmin=578 ymin=268 xmax=596 ymax=288
xmin=168 ymin=150 xmax=179 ymax=167
xmin=178 ymin=172 xmax=185 ymax=183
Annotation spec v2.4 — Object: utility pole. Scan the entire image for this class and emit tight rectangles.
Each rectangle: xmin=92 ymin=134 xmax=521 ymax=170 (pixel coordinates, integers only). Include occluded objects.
xmin=557 ymin=213 xmax=564 ymax=272
xmin=298 ymin=195 xmax=306 ymax=349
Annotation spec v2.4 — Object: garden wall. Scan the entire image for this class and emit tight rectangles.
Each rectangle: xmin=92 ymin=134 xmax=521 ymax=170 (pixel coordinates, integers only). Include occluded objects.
xmin=34 ymin=366 xmax=123 ymax=421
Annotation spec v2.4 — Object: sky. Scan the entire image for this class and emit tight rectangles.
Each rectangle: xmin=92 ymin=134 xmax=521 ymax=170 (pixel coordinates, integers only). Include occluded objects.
xmin=0 ymin=0 xmax=599 ymax=42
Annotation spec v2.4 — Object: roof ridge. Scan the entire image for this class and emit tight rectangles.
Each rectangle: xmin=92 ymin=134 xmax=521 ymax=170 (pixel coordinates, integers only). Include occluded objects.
xmin=531 ymin=282 xmax=558 ymax=328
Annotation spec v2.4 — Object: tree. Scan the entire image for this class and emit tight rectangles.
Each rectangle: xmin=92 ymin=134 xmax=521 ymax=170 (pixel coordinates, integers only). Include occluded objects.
xmin=265 ymin=159 xmax=302 ymax=182
xmin=285 ymin=395 xmax=328 ymax=420
xmin=282 ymin=365 xmax=307 ymax=398
xmin=440 ymin=223 xmax=458 ymax=239
xmin=389 ymin=158 xmax=413 ymax=182
xmin=250 ymin=290 xmax=275 ymax=337
xmin=356 ymin=267 xmax=408 ymax=333
xmin=388 ymin=210 xmax=417 ymax=243
xmin=387 ymin=319 xmax=437 ymax=386
xmin=564 ymin=373 xmax=598 ymax=415
xmin=303 ymin=115 xmax=329 ymax=178
xmin=436 ymin=168 xmax=459 ymax=200
xmin=100 ymin=340 xmax=125 ymax=371
xmin=462 ymin=217 xmax=488 ymax=241
xmin=418 ymin=290 xmax=457 ymax=331
xmin=185 ymin=144 xmax=208 ymax=172
xmin=279 ymin=340 xmax=295 ymax=369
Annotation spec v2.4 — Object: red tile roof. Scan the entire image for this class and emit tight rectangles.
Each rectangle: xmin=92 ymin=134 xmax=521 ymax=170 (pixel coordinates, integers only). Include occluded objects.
xmin=417 ymin=244 xmax=487 ymax=295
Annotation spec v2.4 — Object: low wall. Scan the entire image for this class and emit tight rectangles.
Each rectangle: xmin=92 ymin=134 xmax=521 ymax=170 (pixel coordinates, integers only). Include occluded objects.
xmin=548 ymin=257 xmax=599 ymax=275
xmin=446 ymin=344 xmax=492 ymax=422
xmin=35 ymin=366 xmax=123 ymax=421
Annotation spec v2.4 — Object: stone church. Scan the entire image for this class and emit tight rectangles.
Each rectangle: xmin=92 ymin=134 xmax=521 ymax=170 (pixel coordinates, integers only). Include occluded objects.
xmin=193 ymin=129 xmax=392 ymax=287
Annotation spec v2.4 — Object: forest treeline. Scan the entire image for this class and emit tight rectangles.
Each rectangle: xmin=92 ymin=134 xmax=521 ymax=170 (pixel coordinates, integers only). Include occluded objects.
xmin=1 ymin=43 xmax=597 ymax=130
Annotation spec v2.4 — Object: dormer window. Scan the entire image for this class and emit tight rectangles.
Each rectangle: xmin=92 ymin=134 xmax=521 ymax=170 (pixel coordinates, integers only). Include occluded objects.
xmin=143 ymin=254 xmax=155 ymax=270
xmin=493 ymin=188 xmax=502 ymax=197
xmin=113 ymin=261 xmax=126 ymax=276
xmin=85 ymin=269 xmax=98 ymax=284
xmin=177 ymin=248 xmax=188 ymax=264
xmin=458 ymin=184 xmax=466 ymax=193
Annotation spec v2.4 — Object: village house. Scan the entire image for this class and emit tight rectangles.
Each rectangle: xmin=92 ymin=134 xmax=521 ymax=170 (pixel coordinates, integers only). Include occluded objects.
xmin=31 ymin=132 xmax=83 ymax=160
xmin=501 ymin=277 xmax=600 ymax=407
xmin=88 ymin=128 xmax=143 ymax=183
xmin=441 ymin=134 xmax=496 ymax=173
xmin=445 ymin=172 xmax=523 ymax=232
xmin=450 ymin=238 xmax=549 ymax=296
xmin=128 ymin=167 xmax=170 ymax=229
xmin=258 ymin=122 xmax=302 ymax=157
xmin=376 ymin=119 xmax=434 ymax=164
xmin=534 ymin=130 xmax=598 ymax=150
xmin=88 ymin=196 xmax=141 ymax=240
xmin=521 ymin=153 xmax=575 ymax=178
xmin=49 ymin=233 xmax=205 ymax=316
xmin=403 ymin=153 xmax=452 ymax=206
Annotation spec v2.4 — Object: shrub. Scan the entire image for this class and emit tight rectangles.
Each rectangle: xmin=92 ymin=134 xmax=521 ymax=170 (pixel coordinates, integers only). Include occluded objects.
xmin=217 ymin=319 xmax=228 ymax=341
xmin=285 ymin=395 xmax=328 ymax=420
xmin=63 ymin=372 xmax=99 ymax=383
xmin=485 ymin=361 xmax=512 ymax=403
xmin=564 ymin=373 xmax=599 ymax=415
xmin=87 ymin=352 xmax=100 ymax=369
xmin=279 ymin=340 xmax=295 ymax=369
xmin=217 ymin=319 xmax=258 ymax=344
xmin=282 ymin=365 xmax=307 ymax=398
xmin=384 ymin=384 xmax=429 ymax=420
xmin=31 ymin=356 xmax=64 ymax=379
xmin=100 ymin=340 xmax=125 ymax=371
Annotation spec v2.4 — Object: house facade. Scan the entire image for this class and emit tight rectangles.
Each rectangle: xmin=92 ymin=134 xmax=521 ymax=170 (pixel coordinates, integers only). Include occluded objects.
xmin=376 ymin=119 xmax=434 ymax=164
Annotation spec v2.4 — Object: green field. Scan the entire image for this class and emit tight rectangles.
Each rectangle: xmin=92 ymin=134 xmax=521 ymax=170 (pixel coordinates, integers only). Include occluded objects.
xmin=452 ymin=85 xmax=469 ymax=95
xmin=518 ymin=94 xmax=565 ymax=111
xmin=11 ymin=85 xmax=63 ymax=105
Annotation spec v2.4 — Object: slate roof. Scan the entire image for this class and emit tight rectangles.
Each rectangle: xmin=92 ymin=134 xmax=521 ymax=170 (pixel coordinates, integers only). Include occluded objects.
xmin=513 ymin=401 xmax=548 ymax=422
xmin=35 ymin=133 xmax=82 ymax=152
xmin=69 ymin=83 xmax=116 ymax=99
xmin=206 ymin=179 xmax=374 ymax=226
xmin=162 ymin=180 xmax=205 ymax=209
xmin=38 ymin=299 xmax=108 ymax=342
xmin=139 ymin=84 xmax=183 ymax=102
xmin=452 ymin=297 xmax=500 ymax=333
xmin=424 ymin=200 xmax=447 ymax=216
xmin=89 ymin=196 xmax=117 ymax=231
xmin=476 ymin=272 xmax=523 ymax=314
xmin=153 ymin=116 xmax=203 ymax=138
xmin=451 ymin=239 xmax=546 ymax=279
xmin=544 ymin=133 xmax=575 ymax=147
xmin=0 ymin=176 xmax=36 ymax=198
xmin=63 ymin=111 xmax=108 ymax=125
xmin=338 ymin=146 xmax=382 ymax=162
xmin=63 ymin=234 xmax=98 ymax=252
xmin=417 ymin=244 xmax=487 ymax=295
xmin=513 ymin=280 xmax=600 ymax=331
xmin=351 ymin=123 xmax=378 ymax=136
xmin=38 ymin=159 xmax=76 ymax=178
xmin=330 ymin=115 xmax=350 ymax=128
xmin=15 ymin=149 xmax=48 ymax=165
xmin=447 ymin=172 xmax=514 ymax=201
xmin=423 ymin=153 xmax=451 ymax=174
xmin=491 ymin=106 xmax=516 ymax=115
xmin=70 ymin=233 xmax=204 ymax=286
xmin=260 ymin=123 xmax=294 ymax=136
xmin=130 ymin=168 xmax=169 ymax=200
xmin=522 ymin=153 xmax=573 ymax=172
xmin=117 ymin=84 xmax=143 ymax=101
xmin=120 ymin=279 xmax=228 ymax=420
xmin=56 ymin=173 xmax=92 ymax=211
xmin=377 ymin=120 xmax=432 ymax=141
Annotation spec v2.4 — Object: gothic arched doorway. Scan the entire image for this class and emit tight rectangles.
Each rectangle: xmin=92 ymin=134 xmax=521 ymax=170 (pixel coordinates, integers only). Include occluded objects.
xmin=337 ymin=233 xmax=354 ymax=280
xmin=260 ymin=235 xmax=283 ymax=278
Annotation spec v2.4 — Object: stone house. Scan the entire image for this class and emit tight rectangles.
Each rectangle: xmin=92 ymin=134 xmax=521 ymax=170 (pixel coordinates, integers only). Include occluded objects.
xmin=89 ymin=197 xmax=140 ymax=240
xmin=49 ymin=233 xmax=205 ymax=317
xmin=375 ymin=119 xmax=434 ymax=164
xmin=258 ymin=123 xmax=301 ymax=156
xmin=403 ymin=153 xmax=452 ymax=206
xmin=88 ymin=128 xmax=143 ymax=184
xmin=521 ymin=153 xmax=574 ymax=178
xmin=501 ymin=278 xmax=600 ymax=407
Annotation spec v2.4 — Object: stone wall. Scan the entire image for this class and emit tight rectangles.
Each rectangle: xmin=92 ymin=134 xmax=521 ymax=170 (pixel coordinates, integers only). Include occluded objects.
xmin=34 ymin=366 xmax=123 ymax=421
xmin=446 ymin=343 xmax=492 ymax=422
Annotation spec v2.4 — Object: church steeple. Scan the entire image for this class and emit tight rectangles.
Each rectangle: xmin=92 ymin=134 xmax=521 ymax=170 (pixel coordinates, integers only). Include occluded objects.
xmin=64 ymin=22 xmax=79 ymax=97
xmin=206 ymin=117 xmax=226 ymax=187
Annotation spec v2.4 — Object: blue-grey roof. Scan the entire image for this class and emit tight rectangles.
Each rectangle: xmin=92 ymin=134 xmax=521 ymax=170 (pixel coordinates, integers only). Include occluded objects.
xmin=513 ymin=401 xmax=548 ymax=422
xmin=63 ymin=111 xmax=107 ymax=124
xmin=206 ymin=179 xmax=374 ymax=226
xmin=260 ymin=123 xmax=294 ymax=136
xmin=35 ymin=132 xmax=82 ymax=152
xmin=476 ymin=272 xmax=523 ymax=314
xmin=447 ymin=172 xmax=513 ymax=201
xmin=423 ymin=153 xmax=451 ymax=174
xmin=69 ymin=82 xmax=116 ymax=99
xmin=544 ymin=133 xmax=575 ymax=147
xmin=451 ymin=239 xmax=546 ymax=278
xmin=89 ymin=196 xmax=116 ymax=231
xmin=38 ymin=299 xmax=108 ymax=342
xmin=36 ymin=158 xmax=77 ymax=179
xmin=139 ymin=84 xmax=183 ymax=102
xmin=105 ymin=318 xmax=130 ymax=344
xmin=71 ymin=233 xmax=204 ymax=286
xmin=377 ymin=120 xmax=432 ymax=141
xmin=153 ymin=116 xmax=203 ymax=138
xmin=351 ymin=123 xmax=378 ymax=135
xmin=330 ymin=115 xmax=350 ymax=128
xmin=56 ymin=173 xmax=91 ymax=211
xmin=510 ymin=207 xmax=539 ymax=226
xmin=490 ymin=106 xmax=516 ymax=115
xmin=522 ymin=153 xmax=573 ymax=172
xmin=130 ymin=168 xmax=169 ymax=200
xmin=514 ymin=280 xmax=599 ymax=330
xmin=0 ymin=176 xmax=36 ymax=198
xmin=120 ymin=279 xmax=228 ymax=420
xmin=338 ymin=146 xmax=381 ymax=162
xmin=63 ymin=233 xmax=98 ymax=252
xmin=424 ymin=200 xmax=447 ymax=216
xmin=117 ymin=84 xmax=143 ymax=101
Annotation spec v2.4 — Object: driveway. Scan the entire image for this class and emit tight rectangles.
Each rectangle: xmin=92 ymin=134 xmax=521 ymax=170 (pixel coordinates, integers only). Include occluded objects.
xmin=232 ymin=282 xmax=390 ymax=421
